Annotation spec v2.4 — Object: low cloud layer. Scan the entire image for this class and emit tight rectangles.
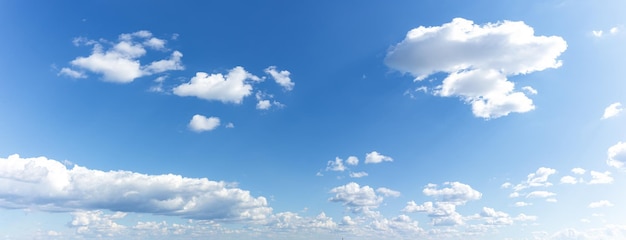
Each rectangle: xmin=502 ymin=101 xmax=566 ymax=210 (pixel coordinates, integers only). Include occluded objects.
xmin=386 ymin=18 xmax=567 ymax=118
xmin=0 ymin=154 xmax=272 ymax=221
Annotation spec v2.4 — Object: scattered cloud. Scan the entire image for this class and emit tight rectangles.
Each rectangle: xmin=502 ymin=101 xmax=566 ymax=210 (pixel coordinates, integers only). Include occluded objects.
xmin=512 ymin=167 xmax=556 ymax=192
xmin=0 ymin=154 xmax=272 ymax=221
xmin=173 ymin=66 xmax=261 ymax=104
xmin=265 ymin=66 xmax=294 ymax=91
xmin=326 ymin=157 xmax=346 ymax=172
xmin=572 ymin=168 xmax=586 ymax=175
xmin=514 ymin=201 xmax=532 ymax=207
xmin=365 ymin=151 xmax=393 ymax=164
xmin=188 ymin=114 xmax=220 ymax=132
xmin=385 ymin=18 xmax=566 ymax=118
xmin=589 ymin=171 xmax=613 ymax=184
xmin=607 ymin=142 xmax=626 ymax=169
xmin=329 ymin=182 xmax=384 ymax=213
xmin=345 ymin=156 xmax=359 ymax=166
xmin=588 ymin=200 xmax=614 ymax=208
xmin=225 ymin=122 xmax=235 ymax=128
xmin=349 ymin=171 xmax=368 ymax=178
xmin=560 ymin=175 xmax=578 ymax=184
xmin=592 ymin=26 xmax=620 ymax=38
xmin=62 ymin=31 xmax=184 ymax=83
xmin=58 ymin=67 xmax=87 ymax=79
xmin=522 ymin=86 xmax=538 ymax=95
xmin=526 ymin=191 xmax=556 ymax=199
xmin=601 ymin=102 xmax=623 ymax=119
xmin=256 ymin=99 xmax=272 ymax=110
xmin=403 ymin=201 xmax=463 ymax=226
xmin=422 ymin=182 xmax=482 ymax=204
xmin=376 ymin=188 xmax=401 ymax=198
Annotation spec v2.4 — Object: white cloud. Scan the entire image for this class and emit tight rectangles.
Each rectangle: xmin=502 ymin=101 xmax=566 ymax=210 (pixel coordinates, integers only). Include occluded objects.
xmin=480 ymin=207 xmax=513 ymax=225
xmin=376 ymin=188 xmax=401 ymax=198
xmin=526 ymin=191 xmax=556 ymax=198
xmin=173 ymin=66 xmax=261 ymax=104
xmin=501 ymin=182 xmax=512 ymax=188
xmin=522 ymin=86 xmax=538 ymax=95
xmin=589 ymin=171 xmax=613 ymax=184
xmin=349 ymin=171 xmax=368 ymax=178
xmin=70 ymin=210 xmax=127 ymax=237
xmin=513 ymin=167 xmax=556 ymax=191
xmin=265 ymin=66 xmax=294 ymax=91
xmin=509 ymin=192 xmax=520 ymax=198
xmin=607 ymin=141 xmax=626 ymax=169
xmin=560 ymin=176 xmax=578 ymax=184
xmin=345 ymin=156 xmax=359 ymax=165
xmin=329 ymin=182 xmax=383 ymax=213
xmin=593 ymin=27 xmax=620 ymax=38
xmin=0 ymin=154 xmax=272 ymax=221
xmin=601 ymin=102 xmax=623 ymax=119
xmin=546 ymin=198 xmax=558 ymax=203
xmin=66 ymin=31 xmax=184 ymax=83
xmin=58 ymin=67 xmax=87 ymax=78
xmin=144 ymin=37 xmax=166 ymax=50
xmin=588 ymin=200 xmax=614 ymax=208
xmin=365 ymin=151 xmax=393 ymax=164
xmin=225 ymin=122 xmax=235 ymax=128
xmin=402 ymin=201 xmax=463 ymax=226
xmin=572 ymin=168 xmax=586 ymax=175
xmin=422 ymin=182 xmax=482 ymax=204
xmin=256 ymin=100 xmax=272 ymax=110
xmin=385 ymin=18 xmax=566 ymax=118
xmin=592 ymin=30 xmax=604 ymax=37
xmin=188 ymin=114 xmax=220 ymax=132
xmin=143 ymin=51 xmax=184 ymax=74
xmin=514 ymin=201 xmax=532 ymax=207
xmin=326 ymin=157 xmax=346 ymax=172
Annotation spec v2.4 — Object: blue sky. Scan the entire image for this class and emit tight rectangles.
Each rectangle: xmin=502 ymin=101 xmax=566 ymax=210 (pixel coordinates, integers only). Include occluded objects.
xmin=1 ymin=0 xmax=625 ymax=239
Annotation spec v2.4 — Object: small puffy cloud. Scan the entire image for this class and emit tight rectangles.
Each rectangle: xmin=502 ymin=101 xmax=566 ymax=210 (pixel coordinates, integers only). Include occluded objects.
xmin=188 ymin=114 xmax=220 ymax=132
xmin=593 ymin=27 xmax=620 ymax=37
xmin=173 ymin=66 xmax=261 ymax=104
xmin=58 ymin=67 xmax=87 ymax=78
xmin=385 ymin=18 xmax=566 ymax=118
xmin=509 ymin=192 xmax=520 ymax=198
xmin=588 ymin=200 xmax=614 ymax=208
xmin=546 ymin=198 xmax=558 ymax=203
xmin=69 ymin=210 xmax=126 ymax=237
xmin=326 ymin=157 xmax=346 ymax=172
xmin=376 ymin=187 xmax=401 ymax=198
xmin=0 ymin=154 xmax=272 ymax=221
xmin=256 ymin=100 xmax=272 ymax=110
xmin=514 ymin=201 xmax=532 ymax=207
xmin=402 ymin=201 xmax=463 ymax=226
xmin=480 ymin=207 xmax=513 ymax=225
xmin=560 ymin=176 xmax=578 ymax=184
xmin=513 ymin=167 xmax=556 ymax=191
xmin=601 ymin=102 xmax=623 ymax=119
xmin=526 ymin=191 xmax=556 ymax=198
xmin=64 ymin=31 xmax=183 ymax=83
xmin=225 ymin=122 xmax=235 ymax=128
xmin=365 ymin=151 xmax=393 ymax=164
xmin=265 ymin=66 xmax=294 ymax=91
xmin=349 ymin=171 xmax=368 ymax=178
xmin=607 ymin=142 xmax=626 ymax=169
xmin=572 ymin=168 xmax=586 ymax=175
xmin=345 ymin=156 xmax=359 ymax=166
xmin=422 ymin=182 xmax=482 ymax=204
xmin=592 ymin=30 xmax=604 ymax=37
xmin=522 ymin=86 xmax=538 ymax=95
xmin=501 ymin=182 xmax=512 ymax=188
xmin=589 ymin=171 xmax=613 ymax=184
xmin=329 ymin=182 xmax=383 ymax=213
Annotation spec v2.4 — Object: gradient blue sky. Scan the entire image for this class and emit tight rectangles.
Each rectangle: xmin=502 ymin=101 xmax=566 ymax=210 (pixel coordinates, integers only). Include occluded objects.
xmin=1 ymin=0 xmax=625 ymax=239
